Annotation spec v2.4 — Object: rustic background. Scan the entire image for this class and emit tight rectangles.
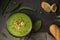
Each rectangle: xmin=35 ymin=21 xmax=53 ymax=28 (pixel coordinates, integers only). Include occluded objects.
xmin=0 ymin=0 xmax=60 ymax=40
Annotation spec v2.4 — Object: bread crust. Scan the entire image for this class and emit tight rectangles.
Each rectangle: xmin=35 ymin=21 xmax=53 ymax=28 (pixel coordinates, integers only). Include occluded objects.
xmin=49 ymin=24 xmax=60 ymax=40
xmin=41 ymin=1 xmax=51 ymax=13
xmin=51 ymin=3 xmax=57 ymax=13
xmin=41 ymin=2 xmax=57 ymax=13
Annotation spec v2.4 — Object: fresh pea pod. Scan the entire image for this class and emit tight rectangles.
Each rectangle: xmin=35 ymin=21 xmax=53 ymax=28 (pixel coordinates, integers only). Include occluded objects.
xmin=18 ymin=6 xmax=36 ymax=12
xmin=55 ymin=19 xmax=60 ymax=22
xmin=57 ymin=15 xmax=60 ymax=18
xmin=6 ymin=2 xmax=22 ymax=13
xmin=1 ymin=0 xmax=11 ymax=15
xmin=33 ymin=20 xmax=42 ymax=32
xmin=55 ymin=15 xmax=60 ymax=22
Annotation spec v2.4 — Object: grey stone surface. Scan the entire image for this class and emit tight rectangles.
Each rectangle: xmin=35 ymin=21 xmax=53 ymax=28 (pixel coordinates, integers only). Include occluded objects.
xmin=23 ymin=32 xmax=55 ymax=40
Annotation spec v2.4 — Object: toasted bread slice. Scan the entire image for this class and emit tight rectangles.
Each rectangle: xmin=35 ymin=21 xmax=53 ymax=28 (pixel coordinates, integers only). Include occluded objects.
xmin=51 ymin=3 xmax=57 ymax=13
xmin=49 ymin=24 xmax=60 ymax=40
xmin=41 ymin=1 xmax=51 ymax=13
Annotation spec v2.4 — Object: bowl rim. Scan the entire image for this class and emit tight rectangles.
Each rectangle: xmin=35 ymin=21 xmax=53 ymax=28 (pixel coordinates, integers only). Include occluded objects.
xmin=6 ymin=12 xmax=32 ymax=37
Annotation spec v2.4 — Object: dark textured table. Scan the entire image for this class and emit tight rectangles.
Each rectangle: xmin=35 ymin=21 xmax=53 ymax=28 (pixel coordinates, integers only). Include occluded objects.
xmin=0 ymin=0 xmax=60 ymax=40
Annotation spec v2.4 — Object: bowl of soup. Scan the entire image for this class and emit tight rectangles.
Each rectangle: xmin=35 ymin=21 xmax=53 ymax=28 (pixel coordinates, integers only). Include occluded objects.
xmin=7 ymin=13 xmax=32 ymax=37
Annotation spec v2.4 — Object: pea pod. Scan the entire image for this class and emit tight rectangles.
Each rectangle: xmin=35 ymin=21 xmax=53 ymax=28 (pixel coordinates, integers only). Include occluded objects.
xmin=18 ymin=6 xmax=36 ymax=12
xmin=5 ymin=2 xmax=22 ymax=13
xmin=55 ymin=15 xmax=60 ymax=22
xmin=33 ymin=20 xmax=42 ymax=32
xmin=1 ymin=0 xmax=11 ymax=15
xmin=55 ymin=19 xmax=60 ymax=22
xmin=57 ymin=15 xmax=60 ymax=18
